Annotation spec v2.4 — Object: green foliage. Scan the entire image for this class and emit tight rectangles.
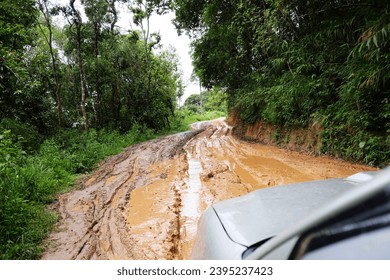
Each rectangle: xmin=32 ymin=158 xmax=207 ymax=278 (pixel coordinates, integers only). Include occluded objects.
xmin=183 ymin=93 xmax=205 ymax=114
xmin=174 ymin=0 xmax=390 ymax=166
xmin=0 ymin=130 xmax=55 ymax=259
xmin=0 ymin=0 xmax=189 ymax=260
xmin=0 ymin=0 xmax=38 ymax=48
xmin=1 ymin=0 xmax=183 ymax=135
xmin=0 ymin=125 xmax=157 ymax=259
xmin=321 ymin=119 xmax=390 ymax=166
xmin=183 ymin=87 xmax=227 ymax=114
xmin=204 ymin=87 xmax=227 ymax=112
xmin=0 ymin=0 xmax=50 ymax=132
xmin=175 ymin=87 xmax=227 ymax=131
xmin=0 ymin=119 xmax=43 ymax=152
xmin=172 ymin=109 xmax=226 ymax=132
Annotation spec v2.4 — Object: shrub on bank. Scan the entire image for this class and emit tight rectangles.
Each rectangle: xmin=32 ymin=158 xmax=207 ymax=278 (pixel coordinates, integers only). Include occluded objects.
xmin=0 ymin=124 xmax=154 ymax=259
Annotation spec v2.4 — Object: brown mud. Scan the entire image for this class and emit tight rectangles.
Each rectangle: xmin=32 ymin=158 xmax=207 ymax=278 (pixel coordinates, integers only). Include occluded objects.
xmin=42 ymin=119 xmax=376 ymax=260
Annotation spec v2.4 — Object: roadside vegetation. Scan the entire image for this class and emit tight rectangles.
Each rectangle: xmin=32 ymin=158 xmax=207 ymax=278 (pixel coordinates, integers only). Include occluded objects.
xmin=0 ymin=0 xmax=194 ymax=260
xmin=174 ymin=0 xmax=390 ymax=166
xmin=0 ymin=108 xmax=226 ymax=259
xmin=174 ymin=87 xmax=227 ymax=131
xmin=0 ymin=124 xmax=155 ymax=259
xmin=1 ymin=0 xmax=388 ymax=260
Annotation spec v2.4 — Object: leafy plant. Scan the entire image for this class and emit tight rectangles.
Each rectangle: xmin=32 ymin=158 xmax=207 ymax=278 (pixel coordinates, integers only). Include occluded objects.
xmin=174 ymin=0 xmax=389 ymax=166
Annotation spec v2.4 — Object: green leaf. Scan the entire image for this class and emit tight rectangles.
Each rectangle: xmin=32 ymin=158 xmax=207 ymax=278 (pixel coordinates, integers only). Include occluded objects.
xmin=373 ymin=35 xmax=378 ymax=48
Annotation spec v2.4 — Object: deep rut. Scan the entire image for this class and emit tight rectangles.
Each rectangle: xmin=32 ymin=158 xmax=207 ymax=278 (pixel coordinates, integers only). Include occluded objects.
xmin=42 ymin=119 xmax=376 ymax=260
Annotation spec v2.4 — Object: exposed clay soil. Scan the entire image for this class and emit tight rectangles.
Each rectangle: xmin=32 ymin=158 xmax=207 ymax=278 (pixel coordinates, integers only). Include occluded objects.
xmin=42 ymin=118 xmax=376 ymax=260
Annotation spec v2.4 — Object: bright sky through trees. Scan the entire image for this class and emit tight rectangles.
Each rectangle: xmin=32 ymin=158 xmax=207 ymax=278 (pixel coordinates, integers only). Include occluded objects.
xmin=55 ymin=0 xmax=198 ymax=100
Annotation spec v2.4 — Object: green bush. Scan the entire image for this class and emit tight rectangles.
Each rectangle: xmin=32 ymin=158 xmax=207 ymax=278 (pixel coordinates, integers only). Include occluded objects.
xmin=0 ymin=130 xmax=56 ymax=259
xmin=0 ymin=123 xmax=159 ymax=259
xmin=0 ymin=119 xmax=43 ymax=152
xmin=172 ymin=109 xmax=226 ymax=132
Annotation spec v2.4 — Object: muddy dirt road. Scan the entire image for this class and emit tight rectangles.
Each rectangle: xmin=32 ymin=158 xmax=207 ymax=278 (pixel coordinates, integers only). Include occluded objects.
xmin=42 ymin=119 xmax=375 ymax=260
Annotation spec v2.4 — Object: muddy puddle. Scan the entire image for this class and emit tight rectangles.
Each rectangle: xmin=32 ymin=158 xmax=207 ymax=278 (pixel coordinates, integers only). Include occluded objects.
xmin=42 ymin=118 xmax=376 ymax=260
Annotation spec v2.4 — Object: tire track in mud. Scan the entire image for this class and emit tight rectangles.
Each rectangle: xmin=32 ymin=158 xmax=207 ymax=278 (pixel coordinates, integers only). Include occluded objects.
xmin=42 ymin=130 xmax=202 ymax=260
xmin=42 ymin=119 xmax=376 ymax=260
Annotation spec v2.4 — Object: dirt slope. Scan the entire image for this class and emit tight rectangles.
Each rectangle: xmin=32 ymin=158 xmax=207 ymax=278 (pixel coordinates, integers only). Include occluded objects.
xmin=42 ymin=119 xmax=376 ymax=260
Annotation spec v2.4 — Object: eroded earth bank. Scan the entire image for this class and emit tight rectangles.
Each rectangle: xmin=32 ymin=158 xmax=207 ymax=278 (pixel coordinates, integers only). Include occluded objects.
xmin=42 ymin=119 xmax=376 ymax=260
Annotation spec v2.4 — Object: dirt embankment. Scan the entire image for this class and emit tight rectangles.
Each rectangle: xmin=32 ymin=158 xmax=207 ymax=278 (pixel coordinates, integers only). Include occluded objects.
xmin=227 ymin=111 xmax=323 ymax=154
xmin=42 ymin=119 xmax=376 ymax=260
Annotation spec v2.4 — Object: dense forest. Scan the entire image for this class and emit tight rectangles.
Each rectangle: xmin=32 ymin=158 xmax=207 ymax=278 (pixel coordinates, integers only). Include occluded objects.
xmin=1 ymin=0 xmax=183 ymax=134
xmin=0 ymin=0 xmax=228 ymax=259
xmin=174 ymin=0 xmax=389 ymax=166
xmin=0 ymin=0 xmax=389 ymax=259
xmin=0 ymin=0 xmax=189 ymax=259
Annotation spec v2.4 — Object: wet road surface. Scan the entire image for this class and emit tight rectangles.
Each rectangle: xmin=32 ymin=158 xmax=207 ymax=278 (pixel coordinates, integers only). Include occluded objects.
xmin=42 ymin=119 xmax=375 ymax=259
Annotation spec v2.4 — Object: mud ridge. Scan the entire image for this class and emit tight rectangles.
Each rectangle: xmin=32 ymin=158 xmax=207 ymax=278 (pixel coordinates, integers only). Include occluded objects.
xmin=42 ymin=129 xmax=204 ymax=260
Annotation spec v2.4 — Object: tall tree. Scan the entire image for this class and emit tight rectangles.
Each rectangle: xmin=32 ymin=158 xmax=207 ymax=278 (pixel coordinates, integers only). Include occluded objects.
xmin=0 ymin=0 xmax=53 ymax=132
xmin=66 ymin=0 xmax=89 ymax=132
xmin=131 ymin=0 xmax=154 ymax=100
xmin=82 ymin=0 xmax=109 ymax=128
xmin=37 ymin=0 xmax=63 ymax=128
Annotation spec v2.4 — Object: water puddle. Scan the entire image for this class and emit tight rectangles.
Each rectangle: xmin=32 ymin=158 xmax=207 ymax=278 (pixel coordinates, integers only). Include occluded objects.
xmin=42 ymin=118 xmax=376 ymax=260
xmin=179 ymin=158 xmax=203 ymax=259
xmin=182 ymin=158 xmax=202 ymax=218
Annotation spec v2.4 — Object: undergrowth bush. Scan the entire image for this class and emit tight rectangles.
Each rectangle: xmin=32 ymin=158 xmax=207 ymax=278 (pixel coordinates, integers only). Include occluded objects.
xmin=0 ymin=130 xmax=56 ymax=259
xmin=0 ymin=123 xmax=156 ymax=259
xmin=172 ymin=109 xmax=227 ymax=132
xmin=0 ymin=119 xmax=43 ymax=152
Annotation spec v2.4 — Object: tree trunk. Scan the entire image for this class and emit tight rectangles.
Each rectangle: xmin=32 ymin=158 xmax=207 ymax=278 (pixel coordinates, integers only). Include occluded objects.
xmin=93 ymin=22 xmax=101 ymax=129
xmin=38 ymin=0 xmax=62 ymax=128
xmin=106 ymin=0 xmax=118 ymax=34
xmin=70 ymin=0 xmax=89 ymax=132
xmin=111 ymin=77 xmax=121 ymax=128
xmin=77 ymin=34 xmax=89 ymax=133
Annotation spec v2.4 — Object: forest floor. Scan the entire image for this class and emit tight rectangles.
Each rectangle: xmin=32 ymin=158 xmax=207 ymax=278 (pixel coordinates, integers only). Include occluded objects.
xmin=42 ymin=118 xmax=376 ymax=260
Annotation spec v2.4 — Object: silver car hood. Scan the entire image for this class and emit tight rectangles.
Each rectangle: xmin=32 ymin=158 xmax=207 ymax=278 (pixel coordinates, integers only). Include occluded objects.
xmin=212 ymin=177 xmax=363 ymax=247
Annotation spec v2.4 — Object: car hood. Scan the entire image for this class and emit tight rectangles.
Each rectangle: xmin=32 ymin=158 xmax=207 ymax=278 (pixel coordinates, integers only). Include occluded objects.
xmin=212 ymin=177 xmax=361 ymax=247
